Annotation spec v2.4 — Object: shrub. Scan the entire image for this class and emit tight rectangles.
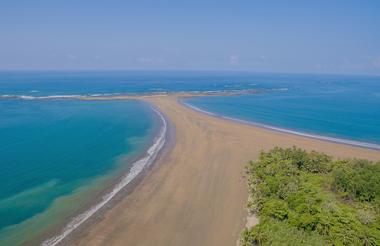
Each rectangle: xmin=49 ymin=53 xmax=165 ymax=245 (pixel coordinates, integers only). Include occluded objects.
xmin=243 ymin=147 xmax=380 ymax=245
xmin=261 ymin=199 xmax=288 ymax=220
xmin=332 ymin=159 xmax=380 ymax=203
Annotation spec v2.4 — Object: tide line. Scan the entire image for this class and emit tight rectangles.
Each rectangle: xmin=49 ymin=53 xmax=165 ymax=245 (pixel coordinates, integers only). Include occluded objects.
xmin=42 ymin=106 xmax=167 ymax=246
xmin=180 ymin=100 xmax=380 ymax=151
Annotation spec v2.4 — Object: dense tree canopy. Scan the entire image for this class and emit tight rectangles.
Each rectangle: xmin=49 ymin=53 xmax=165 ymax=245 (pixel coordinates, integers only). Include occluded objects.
xmin=241 ymin=147 xmax=380 ymax=246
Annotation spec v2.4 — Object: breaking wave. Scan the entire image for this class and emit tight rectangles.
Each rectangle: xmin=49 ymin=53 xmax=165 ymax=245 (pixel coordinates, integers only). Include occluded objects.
xmin=42 ymin=107 xmax=167 ymax=246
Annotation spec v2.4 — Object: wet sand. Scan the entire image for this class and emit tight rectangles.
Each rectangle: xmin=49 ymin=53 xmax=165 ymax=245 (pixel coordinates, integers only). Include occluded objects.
xmin=71 ymin=95 xmax=380 ymax=246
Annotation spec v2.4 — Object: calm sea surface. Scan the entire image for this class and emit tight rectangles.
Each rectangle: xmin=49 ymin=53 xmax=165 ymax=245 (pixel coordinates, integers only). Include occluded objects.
xmin=0 ymin=71 xmax=379 ymax=244
xmin=185 ymin=73 xmax=380 ymax=145
xmin=0 ymin=98 xmax=156 ymax=244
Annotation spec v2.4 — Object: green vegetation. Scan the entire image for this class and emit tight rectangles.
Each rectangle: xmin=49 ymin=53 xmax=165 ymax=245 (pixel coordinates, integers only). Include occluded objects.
xmin=241 ymin=147 xmax=380 ymax=246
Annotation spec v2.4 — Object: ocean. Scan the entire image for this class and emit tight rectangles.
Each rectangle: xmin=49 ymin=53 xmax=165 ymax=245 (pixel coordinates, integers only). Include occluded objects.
xmin=0 ymin=98 xmax=160 ymax=245
xmin=185 ymin=73 xmax=380 ymax=147
xmin=0 ymin=71 xmax=379 ymax=244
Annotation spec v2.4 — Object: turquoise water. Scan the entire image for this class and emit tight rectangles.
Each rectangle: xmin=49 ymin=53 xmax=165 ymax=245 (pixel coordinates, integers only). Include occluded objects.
xmin=0 ymin=99 xmax=156 ymax=244
xmin=1 ymin=71 xmax=380 ymax=244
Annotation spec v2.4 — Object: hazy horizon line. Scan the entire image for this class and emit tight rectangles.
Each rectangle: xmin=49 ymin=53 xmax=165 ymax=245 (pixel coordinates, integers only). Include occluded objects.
xmin=0 ymin=69 xmax=379 ymax=78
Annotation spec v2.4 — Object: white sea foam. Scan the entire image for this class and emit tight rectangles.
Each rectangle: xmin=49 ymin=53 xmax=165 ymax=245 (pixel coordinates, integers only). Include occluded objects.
xmin=21 ymin=95 xmax=38 ymax=100
xmin=0 ymin=89 xmax=260 ymax=101
xmin=0 ymin=94 xmax=84 ymax=100
xmin=181 ymin=101 xmax=217 ymax=117
xmin=42 ymin=107 xmax=167 ymax=246
xmin=181 ymin=100 xmax=380 ymax=151
xmin=0 ymin=94 xmax=13 ymax=98
xmin=272 ymin=88 xmax=288 ymax=91
xmin=44 ymin=95 xmax=81 ymax=98
xmin=0 ymin=93 xmax=125 ymax=100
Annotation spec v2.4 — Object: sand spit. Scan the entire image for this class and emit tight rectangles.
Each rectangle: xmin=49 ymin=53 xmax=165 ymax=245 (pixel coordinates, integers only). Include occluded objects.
xmin=65 ymin=95 xmax=380 ymax=246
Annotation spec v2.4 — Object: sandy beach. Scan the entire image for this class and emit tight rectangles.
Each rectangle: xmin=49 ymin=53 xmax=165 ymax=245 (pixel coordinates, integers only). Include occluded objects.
xmin=68 ymin=95 xmax=380 ymax=246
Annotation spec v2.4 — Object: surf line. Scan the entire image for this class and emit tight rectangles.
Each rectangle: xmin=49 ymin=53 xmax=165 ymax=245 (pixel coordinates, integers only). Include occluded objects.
xmin=180 ymin=100 xmax=380 ymax=151
xmin=42 ymin=106 xmax=167 ymax=246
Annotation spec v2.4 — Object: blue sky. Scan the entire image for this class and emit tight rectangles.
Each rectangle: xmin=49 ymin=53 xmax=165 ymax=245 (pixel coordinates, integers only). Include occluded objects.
xmin=1 ymin=0 xmax=380 ymax=74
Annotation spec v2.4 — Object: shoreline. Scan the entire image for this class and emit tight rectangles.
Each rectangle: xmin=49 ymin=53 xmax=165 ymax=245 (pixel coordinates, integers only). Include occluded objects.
xmin=38 ymin=104 xmax=169 ymax=246
xmin=2 ymin=92 xmax=380 ymax=245
xmin=59 ymin=108 xmax=177 ymax=246
xmin=179 ymin=99 xmax=380 ymax=151
xmin=2 ymin=89 xmax=379 ymax=151
xmin=12 ymin=102 xmax=166 ymax=246
xmin=70 ymin=95 xmax=380 ymax=246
